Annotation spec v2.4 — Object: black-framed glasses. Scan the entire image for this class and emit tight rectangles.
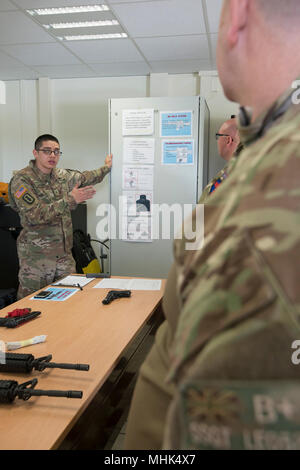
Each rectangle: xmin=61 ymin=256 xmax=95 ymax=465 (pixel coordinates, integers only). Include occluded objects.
xmin=37 ymin=148 xmax=62 ymax=156
xmin=215 ymin=133 xmax=230 ymax=141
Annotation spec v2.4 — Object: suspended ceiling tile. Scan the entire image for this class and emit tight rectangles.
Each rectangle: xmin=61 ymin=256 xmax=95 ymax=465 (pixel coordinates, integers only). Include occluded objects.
xmin=90 ymin=61 xmax=150 ymax=76
xmin=210 ymin=34 xmax=218 ymax=59
xmin=64 ymin=38 xmax=144 ymax=63
xmin=0 ymin=12 xmax=55 ymax=45
xmin=149 ymin=59 xmax=212 ymax=74
xmin=13 ymin=0 xmax=110 ymax=8
xmin=205 ymin=0 xmax=223 ymax=33
xmin=0 ymin=66 xmax=40 ymax=80
xmin=0 ymin=0 xmax=18 ymax=11
xmin=135 ymin=35 xmax=209 ymax=61
xmin=2 ymin=43 xmax=82 ymax=66
xmin=33 ymin=64 xmax=97 ymax=79
xmin=0 ymin=50 xmax=25 ymax=67
xmin=108 ymin=0 xmax=162 ymax=3
xmin=110 ymin=0 xmax=206 ymax=37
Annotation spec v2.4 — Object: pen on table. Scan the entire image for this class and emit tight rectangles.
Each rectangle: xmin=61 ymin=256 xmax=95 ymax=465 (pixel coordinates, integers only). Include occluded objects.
xmin=52 ymin=283 xmax=83 ymax=290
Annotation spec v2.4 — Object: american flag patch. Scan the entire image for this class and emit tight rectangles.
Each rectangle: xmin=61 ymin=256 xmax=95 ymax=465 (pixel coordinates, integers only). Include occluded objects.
xmin=15 ymin=186 xmax=27 ymax=199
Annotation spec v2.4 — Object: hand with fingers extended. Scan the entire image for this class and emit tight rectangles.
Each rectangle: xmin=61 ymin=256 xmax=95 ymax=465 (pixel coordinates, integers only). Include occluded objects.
xmin=105 ymin=154 xmax=113 ymax=168
xmin=70 ymin=184 xmax=96 ymax=203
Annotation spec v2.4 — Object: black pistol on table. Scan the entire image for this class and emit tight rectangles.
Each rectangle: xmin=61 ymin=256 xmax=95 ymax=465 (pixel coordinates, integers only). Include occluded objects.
xmin=102 ymin=290 xmax=131 ymax=305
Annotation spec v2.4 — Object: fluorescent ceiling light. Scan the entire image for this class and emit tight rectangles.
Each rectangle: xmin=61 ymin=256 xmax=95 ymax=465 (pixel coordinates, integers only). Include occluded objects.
xmin=45 ymin=20 xmax=119 ymax=29
xmin=62 ymin=32 xmax=127 ymax=40
xmin=27 ymin=5 xmax=109 ymax=16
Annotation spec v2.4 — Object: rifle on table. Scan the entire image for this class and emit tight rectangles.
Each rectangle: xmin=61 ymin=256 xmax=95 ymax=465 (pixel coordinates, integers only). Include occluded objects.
xmin=0 ymin=353 xmax=90 ymax=374
xmin=0 ymin=309 xmax=41 ymax=328
xmin=0 ymin=379 xmax=82 ymax=403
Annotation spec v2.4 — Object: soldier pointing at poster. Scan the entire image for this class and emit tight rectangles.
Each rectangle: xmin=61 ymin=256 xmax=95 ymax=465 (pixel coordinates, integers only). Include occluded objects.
xmin=9 ymin=134 xmax=112 ymax=299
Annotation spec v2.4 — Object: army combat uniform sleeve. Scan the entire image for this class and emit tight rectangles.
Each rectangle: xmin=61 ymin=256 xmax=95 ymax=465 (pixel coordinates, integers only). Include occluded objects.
xmin=9 ymin=175 xmax=76 ymax=226
xmin=64 ymin=165 xmax=111 ymax=191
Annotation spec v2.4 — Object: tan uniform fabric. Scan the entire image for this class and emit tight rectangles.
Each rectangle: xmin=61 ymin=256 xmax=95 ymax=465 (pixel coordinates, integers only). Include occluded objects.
xmin=124 ymin=79 xmax=300 ymax=450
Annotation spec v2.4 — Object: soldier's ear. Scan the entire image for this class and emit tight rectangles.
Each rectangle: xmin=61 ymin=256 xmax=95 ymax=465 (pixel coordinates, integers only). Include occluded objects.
xmin=33 ymin=149 xmax=38 ymax=159
xmin=227 ymin=0 xmax=248 ymax=48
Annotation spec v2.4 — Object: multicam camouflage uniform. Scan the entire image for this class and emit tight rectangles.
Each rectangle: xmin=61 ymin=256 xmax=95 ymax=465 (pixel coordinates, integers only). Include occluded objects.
xmin=124 ymin=79 xmax=300 ymax=450
xmin=8 ymin=160 xmax=110 ymax=299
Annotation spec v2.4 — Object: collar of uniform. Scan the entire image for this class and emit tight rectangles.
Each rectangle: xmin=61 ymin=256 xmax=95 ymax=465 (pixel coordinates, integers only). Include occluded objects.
xmin=29 ymin=159 xmax=57 ymax=182
xmin=238 ymin=76 xmax=300 ymax=147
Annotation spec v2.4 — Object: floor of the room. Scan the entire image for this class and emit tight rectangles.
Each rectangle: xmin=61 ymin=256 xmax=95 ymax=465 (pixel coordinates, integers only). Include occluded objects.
xmin=111 ymin=421 xmax=127 ymax=450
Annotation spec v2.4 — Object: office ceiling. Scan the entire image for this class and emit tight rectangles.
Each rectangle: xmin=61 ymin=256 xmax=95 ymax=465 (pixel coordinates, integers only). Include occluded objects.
xmin=0 ymin=0 xmax=222 ymax=80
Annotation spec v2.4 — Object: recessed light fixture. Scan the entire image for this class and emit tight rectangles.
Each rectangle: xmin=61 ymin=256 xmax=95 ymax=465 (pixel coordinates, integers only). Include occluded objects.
xmin=62 ymin=32 xmax=127 ymax=40
xmin=45 ymin=20 xmax=119 ymax=29
xmin=27 ymin=5 xmax=109 ymax=16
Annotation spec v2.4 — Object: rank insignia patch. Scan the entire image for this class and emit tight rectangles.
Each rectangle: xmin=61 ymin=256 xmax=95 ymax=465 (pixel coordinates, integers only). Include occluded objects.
xmin=15 ymin=186 xmax=27 ymax=199
xmin=22 ymin=192 xmax=35 ymax=205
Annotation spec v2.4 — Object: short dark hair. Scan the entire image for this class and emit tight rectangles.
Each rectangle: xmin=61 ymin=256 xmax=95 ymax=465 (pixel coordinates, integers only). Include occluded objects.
xmin=34 ymin=134 xmax=60 ymax=150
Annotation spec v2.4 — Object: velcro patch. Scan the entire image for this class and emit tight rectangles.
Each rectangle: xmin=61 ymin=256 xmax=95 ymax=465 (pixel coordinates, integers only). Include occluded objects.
xmin=15 ymin=186 xmax=27 ymax=199
xmin=22 ymin=192 xmax=35 ymax=205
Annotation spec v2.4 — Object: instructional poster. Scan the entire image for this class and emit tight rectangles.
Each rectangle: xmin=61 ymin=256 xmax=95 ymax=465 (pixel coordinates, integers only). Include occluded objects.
xmin=122 ymin=165 xmax=154 ymax=191
xmin=122 ymin=109 xmax=154 ymax=136
xmin=122 ymin=190 xmax=153 ymax=216
xmin=31 ymin=287 xmax=78 ymax=301
xmin=122 ymin=215 xmax=152 ymax=242
xmin=160 ymin=111 xmax=193 ymax=137
xmin=162 ymin=140 xmax=194 ymax=165
xmin=121 ymin=190 xmax=153 ymax=242
xmin=123 ymin=138 xmax=155 ymax=164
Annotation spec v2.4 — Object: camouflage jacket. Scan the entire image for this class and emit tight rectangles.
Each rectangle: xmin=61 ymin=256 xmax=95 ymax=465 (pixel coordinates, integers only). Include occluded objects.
xmin=8 ymin=160 xmax=110 ymax=256
xmin=164 ymin=80 xmax=300 ymax=449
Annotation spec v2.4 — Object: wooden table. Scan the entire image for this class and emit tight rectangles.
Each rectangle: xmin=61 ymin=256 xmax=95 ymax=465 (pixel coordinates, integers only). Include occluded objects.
xmin=0 ymin=277 xmax=165 ymax=450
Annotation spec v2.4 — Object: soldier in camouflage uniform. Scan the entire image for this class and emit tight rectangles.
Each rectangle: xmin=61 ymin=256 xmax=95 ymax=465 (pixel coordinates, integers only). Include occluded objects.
xmin=199 ymin=117 xmax=243 ymax=203
xmin=124 ymin=0 xmax=300 ymax=450
xmin=8 ymin=134 xmax=112 ymax=299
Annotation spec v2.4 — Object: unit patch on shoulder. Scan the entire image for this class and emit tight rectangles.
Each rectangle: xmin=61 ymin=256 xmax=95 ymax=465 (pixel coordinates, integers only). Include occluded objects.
xmin=22 ymin=192 xmax=35 ymax=205
xmin=15 ymin=185 xmax=27 ymax=199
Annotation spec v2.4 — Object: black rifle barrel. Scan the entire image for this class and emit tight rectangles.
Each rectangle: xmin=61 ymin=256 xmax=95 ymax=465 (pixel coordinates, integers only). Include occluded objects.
xmin=0 ymin=379 xmax=82 ymax=403
xmin=18 ymin=388 xmax=83 ymax=399
xmin=36 ymin=361 xmax=90 ymax=371
xmin=0 ymin=353 xmax=90 ymax=374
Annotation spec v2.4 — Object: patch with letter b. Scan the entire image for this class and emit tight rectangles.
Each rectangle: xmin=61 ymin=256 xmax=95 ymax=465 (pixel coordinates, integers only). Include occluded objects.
xmin=22 ymin=192 xmax=35 ymax=205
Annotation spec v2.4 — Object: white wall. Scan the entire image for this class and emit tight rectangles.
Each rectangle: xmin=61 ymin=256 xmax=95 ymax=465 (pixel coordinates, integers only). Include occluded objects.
xmin=0 ymin=72 xmax=237 ymax=259
xmin=199 ymin=73 xmax=239 ymax=180
xmin=51 ymin=75 xmax=149 ymax=239
xmin=1 ymin=80 xmax=38 ymax=180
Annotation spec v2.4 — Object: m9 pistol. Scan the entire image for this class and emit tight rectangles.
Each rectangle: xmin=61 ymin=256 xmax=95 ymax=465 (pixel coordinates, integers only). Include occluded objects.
xmin=102 ymin=290 xmax=131 ymax=305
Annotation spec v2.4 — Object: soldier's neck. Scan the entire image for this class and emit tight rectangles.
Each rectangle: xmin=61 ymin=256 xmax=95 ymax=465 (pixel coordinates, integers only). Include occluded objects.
xmin=35 ymin=162 xmax=53 ymax=175
xmin=243 ymin=71 xmax=300 ymax=123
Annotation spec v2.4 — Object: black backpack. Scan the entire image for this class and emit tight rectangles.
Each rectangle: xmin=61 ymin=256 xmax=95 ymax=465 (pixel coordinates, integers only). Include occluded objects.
xmin=72 ymin=230 xmax=101 ymax=274
xmin=0 ymin=288 xmax=17 ymax=310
